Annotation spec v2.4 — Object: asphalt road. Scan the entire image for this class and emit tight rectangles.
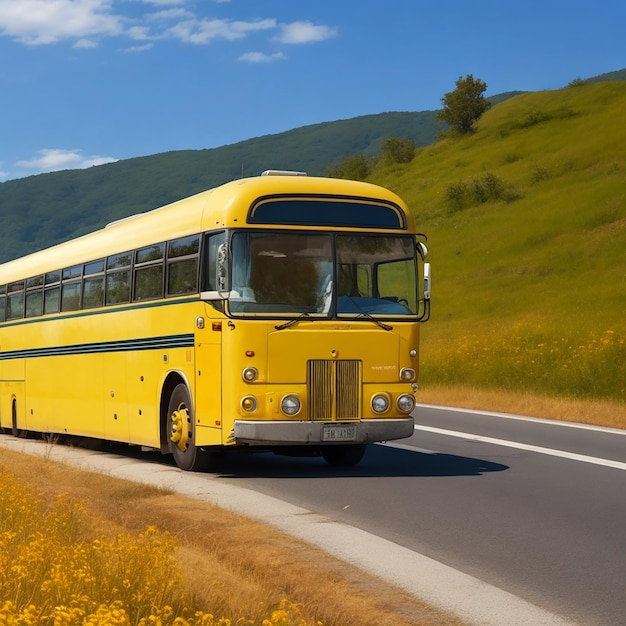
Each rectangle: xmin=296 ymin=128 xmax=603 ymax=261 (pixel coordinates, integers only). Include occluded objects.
xmin=209 ymin=405 xmax=626 ymax=625
xmin=2 ymin=405 xmax=625 ymax=625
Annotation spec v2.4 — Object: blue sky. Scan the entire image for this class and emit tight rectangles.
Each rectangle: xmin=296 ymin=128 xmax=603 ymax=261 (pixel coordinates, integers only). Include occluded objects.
xmin=0 ymin=0 xmax=624 ymax=182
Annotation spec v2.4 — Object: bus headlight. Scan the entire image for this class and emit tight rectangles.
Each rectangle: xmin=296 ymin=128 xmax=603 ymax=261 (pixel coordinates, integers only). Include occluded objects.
xmin=371 ymin=393 xmax=390 ymax=414
xmin=281 ymin=395 xmax=301 ymax=416
xmin=241 ymin=396 xmax=257 ymax=412
xmin=242 ymin=367 xmax=259 ymax=382
xmin=399 ymin=367 xmax=416 ymax=382
xmin=397 ymin=394 xmax=415 ymax=413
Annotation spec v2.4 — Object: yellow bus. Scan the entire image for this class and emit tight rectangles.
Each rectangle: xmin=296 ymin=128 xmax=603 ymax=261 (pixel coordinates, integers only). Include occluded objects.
xmin=0 ymin=171 xmax=430 ymax=470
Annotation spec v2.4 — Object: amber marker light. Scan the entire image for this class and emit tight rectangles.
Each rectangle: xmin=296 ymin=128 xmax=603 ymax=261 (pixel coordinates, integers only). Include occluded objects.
xmin=241 ymin=396 xmax=257 ymax=412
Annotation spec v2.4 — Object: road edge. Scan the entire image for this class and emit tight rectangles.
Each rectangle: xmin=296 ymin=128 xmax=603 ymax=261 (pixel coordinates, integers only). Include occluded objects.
xmin=0 ymin=435 xmax=574 ymax=626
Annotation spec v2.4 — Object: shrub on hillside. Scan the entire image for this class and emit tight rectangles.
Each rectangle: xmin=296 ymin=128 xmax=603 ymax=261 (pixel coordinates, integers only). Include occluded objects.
xmin=380 ymin=136 xmax=416 ymax=164
xmin=445 ymin=172 xmax=521 ymax=212
xmin=327 ymin=154 xmax=373 ymax=180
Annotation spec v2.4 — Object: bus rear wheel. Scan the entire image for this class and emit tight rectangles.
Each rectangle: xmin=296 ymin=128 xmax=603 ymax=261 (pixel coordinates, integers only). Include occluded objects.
xmin=11 ymin=400 xmax=26 ymax=438
xmin=322 ymin=444 xmax=367 ymax=467
xmin=167 ymin=383 xmax=210 ymax=472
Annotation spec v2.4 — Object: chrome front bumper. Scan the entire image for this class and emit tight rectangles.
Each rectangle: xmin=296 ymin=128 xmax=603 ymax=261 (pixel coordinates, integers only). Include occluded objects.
xmin=233 ymin=417 xmax=414 ymax=446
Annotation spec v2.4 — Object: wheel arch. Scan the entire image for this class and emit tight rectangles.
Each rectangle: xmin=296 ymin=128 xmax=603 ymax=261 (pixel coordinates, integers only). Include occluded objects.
xmin=159 ymin=370 xmax=192 ymax=453
xmin=11 ymin=394 xmax=23 ymax=438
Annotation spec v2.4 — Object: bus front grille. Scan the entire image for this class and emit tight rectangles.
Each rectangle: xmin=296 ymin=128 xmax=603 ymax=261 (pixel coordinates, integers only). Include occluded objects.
xmin=307 ymin=359 xmax=361 ymax=421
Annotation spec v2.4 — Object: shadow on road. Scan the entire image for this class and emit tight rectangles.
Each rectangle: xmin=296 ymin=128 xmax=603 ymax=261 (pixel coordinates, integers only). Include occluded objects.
xmin=0 ymin=434 xmax=508 ymax=480
xmin=211 ymin=443 xmax=509 ymax=479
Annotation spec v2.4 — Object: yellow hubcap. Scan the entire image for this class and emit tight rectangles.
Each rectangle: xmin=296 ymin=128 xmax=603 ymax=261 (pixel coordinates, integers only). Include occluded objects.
xmin=170 ymin=402 xmax=191 ymax=453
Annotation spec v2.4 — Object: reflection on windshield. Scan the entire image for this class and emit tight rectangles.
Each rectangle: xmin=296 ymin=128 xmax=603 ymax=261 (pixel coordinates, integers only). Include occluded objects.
xmin=230 ymin=232 xmax=332 ymax=314
xmin=228 ymin=231 xmax=418 ymax=317
xmin=336 ymin=235 xmax=417 ymax=316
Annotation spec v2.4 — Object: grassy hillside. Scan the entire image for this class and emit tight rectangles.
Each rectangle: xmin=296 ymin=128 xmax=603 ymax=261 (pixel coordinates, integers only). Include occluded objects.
xmin=371 ymin=81 xmax=625 ymax=403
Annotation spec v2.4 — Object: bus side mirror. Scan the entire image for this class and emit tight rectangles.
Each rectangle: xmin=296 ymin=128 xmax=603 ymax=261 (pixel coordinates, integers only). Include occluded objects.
xmin=200 ymin=241 xmax=231 ymax=301
xmin=416 ymin=240 xmax=428 ymax=261
xmin=423 ymin=263 xmax=431 ymax=300
xmin=216 ymin=242 xmax=230 ymax=292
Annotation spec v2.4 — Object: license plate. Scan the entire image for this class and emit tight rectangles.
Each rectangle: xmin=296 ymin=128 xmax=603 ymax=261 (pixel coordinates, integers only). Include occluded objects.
xmin=322 ymin=424 xmax=357 ymax=442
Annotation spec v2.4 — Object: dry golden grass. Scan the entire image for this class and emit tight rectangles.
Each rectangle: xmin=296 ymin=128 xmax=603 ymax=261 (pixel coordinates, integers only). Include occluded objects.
xmin=1 ymin=448 xmax=460 ymax=626
xmin=417 ymin=385 xmax=626 ymax=429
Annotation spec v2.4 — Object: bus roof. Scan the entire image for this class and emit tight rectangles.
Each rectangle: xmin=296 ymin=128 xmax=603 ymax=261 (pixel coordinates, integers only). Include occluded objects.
xmin=0 ymin=175 xmax=414 ymax=283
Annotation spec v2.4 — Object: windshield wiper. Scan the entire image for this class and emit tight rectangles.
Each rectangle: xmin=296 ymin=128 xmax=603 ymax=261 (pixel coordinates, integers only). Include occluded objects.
xmin=276 ymin=311 xmax=392 ymax=331
xmin=274 ymin=313 xmax=315 ymax=330
xmin=355 ymin=312 xmax=393 ymax=331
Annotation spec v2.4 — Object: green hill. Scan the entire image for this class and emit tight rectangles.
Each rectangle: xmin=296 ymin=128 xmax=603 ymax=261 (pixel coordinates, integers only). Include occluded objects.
xmin=0 ymin=110 xmax=448 ymax=263
xmin=369 ymin=81 xmax=625 ymax=403
xmin=0 ymin=69 xmax=621 ymax=265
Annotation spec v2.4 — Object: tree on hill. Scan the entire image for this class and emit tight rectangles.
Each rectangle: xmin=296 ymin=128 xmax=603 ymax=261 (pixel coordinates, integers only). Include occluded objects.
xmin=326 ymin=154 xmax=373 ymax=180
xmin=380 ymin=136 xmax=416 ymax=164
xmin=438 ymin=74 xmax=490 ymax=134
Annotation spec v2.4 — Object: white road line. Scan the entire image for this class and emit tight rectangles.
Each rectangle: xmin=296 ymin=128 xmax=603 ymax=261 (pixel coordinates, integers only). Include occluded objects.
xmin=414 ymin=424 xmax=626 ymax=471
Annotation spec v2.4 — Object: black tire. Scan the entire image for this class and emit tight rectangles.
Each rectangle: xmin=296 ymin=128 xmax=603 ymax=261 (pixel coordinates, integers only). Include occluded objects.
xmin=322 ymin=444 xmax=367 ymax=467
xmin=11 ymin=400 xmax=26 ymax=438
xmin=167 ymin=383 xmax=210 ymax=471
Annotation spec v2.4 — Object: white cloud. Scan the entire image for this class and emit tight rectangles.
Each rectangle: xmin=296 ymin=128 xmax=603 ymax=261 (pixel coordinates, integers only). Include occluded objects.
xmin=238 ymin=51 xmax=286 ymax=64
xmin=15 ymin=149 xmax=118 ymax=175
xmin=127 ymin=25 xmax=151 ymax=40
xmin=123 ymin=42 xmax=154 ymax=52
xmin=276 ymin=21 xmax=338 ymax=45
xmin=0 ymin=1 xmax=337 ymax=54
xmin=0 ymin=0 xmax=123 ymax=45
xmin=74 ymin=37 xmax=98 ymax=48
xmin=147 ymin=8 xmax=193 ymax=21
xmin=164 ymin=17 xmax=275 ymax=45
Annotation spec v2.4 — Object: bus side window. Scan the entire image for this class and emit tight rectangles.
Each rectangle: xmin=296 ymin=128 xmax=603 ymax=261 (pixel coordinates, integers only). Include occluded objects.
xmin=61 ymin=282 xmax=81 ymax=311
xmin=0 ymin=285 xmax=6 ymax=322
xmin=6 ymin=281 xmax=25 ymax=320
xmin=134 ymin=243 xmax=165 ymax=301
xmin=44 ymin=270 xmax=61 ymax=315
xmin=106 ymin=252 xmax=131 ymax=305
xmin=167 ymin=235 xmax=199 ymax=296
xmin=82 ymin=259 xmax=105 ymax=309
xmin=61 ymin=265 xmax=82 ymax=312
xmin=25 ymin=275 xmax=44 ymax=318
xmin=44 ymin=287 xmax=60 ymax=314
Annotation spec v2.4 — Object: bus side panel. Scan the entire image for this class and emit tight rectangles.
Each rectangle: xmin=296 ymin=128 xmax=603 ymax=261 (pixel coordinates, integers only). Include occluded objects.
xmin=193 ymin=313 xmax=224 ymax=446
xmin=126 ymin=349 xmax=195 ymax=449
xmin=0 ymin=358 xmax=25 ymax=430
xmin=0 ymin=357 xmax=25 ymax=383
xmin=104 ymin=353 xmax=130 ymax=443
xmin=26 ymin=354 xmax=105 ymax=438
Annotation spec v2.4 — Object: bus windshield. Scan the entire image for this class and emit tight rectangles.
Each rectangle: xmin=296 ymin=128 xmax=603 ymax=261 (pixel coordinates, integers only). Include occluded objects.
xmin=227 ymin=231 xmax=418 ymax=317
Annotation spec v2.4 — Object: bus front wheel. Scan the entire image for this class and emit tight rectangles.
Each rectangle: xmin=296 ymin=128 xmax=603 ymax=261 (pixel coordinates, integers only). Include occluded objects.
xmin=167 ymin=383 xmax=210 ymax=472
